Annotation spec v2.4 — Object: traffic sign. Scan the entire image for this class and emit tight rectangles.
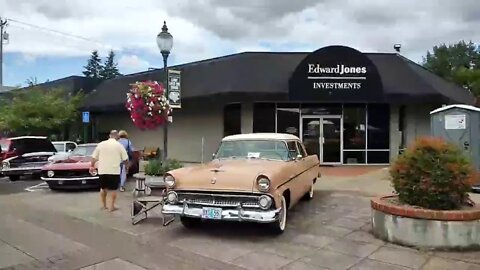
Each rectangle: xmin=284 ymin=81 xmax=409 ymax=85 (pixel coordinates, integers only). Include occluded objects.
xmin=82 ymin=111 xmax=90 ymax=123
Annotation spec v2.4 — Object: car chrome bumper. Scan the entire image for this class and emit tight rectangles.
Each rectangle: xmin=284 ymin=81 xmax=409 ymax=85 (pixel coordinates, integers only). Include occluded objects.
xmin=41 ymin=176 xmax=99 ymax=181
xmin=162 ymin=202 xmax=281 ymax=223
xmin=1 ymin=167 xmax=43 ymax=175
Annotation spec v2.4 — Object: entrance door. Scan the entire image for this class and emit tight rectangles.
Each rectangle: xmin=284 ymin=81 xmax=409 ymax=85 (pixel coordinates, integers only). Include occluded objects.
xmin=301 ymin=116 xmax=342 ymax=164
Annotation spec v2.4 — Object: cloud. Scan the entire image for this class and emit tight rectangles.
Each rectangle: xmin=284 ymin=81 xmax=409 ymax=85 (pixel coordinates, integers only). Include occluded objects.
xmin=0 ymin=0 xmax=479 ymax=73
xmin=118 ymin=54 xmax=150 ymax=73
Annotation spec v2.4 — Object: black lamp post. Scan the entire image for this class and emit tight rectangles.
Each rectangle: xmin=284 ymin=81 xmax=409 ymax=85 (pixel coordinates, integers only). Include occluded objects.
xmin=156 ymin=21 xmax=173 ymax=161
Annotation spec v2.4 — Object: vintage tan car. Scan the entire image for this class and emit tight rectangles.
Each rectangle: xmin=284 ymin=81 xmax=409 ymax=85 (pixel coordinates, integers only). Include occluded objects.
xmin=162 ymin=133 xmax=321 ymax=233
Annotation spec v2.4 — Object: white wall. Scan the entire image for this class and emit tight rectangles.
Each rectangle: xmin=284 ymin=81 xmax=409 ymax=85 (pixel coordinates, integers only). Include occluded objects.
xmin=403 ymin=104 xmax=440 ymax=147
xmin=389 ymin=105 xmax=401 ymax=162
xmin=95 ymin=104 xmax=224 ymax=163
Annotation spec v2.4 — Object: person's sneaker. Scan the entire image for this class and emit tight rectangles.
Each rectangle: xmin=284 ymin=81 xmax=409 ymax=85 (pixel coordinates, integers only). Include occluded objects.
xmin=120 ymin=186 xmax=125 ymax=192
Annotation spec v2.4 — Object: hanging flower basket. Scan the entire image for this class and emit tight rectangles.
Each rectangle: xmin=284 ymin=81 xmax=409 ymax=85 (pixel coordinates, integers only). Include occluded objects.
xmin=126 ymin=81 xmax=171 ymax=130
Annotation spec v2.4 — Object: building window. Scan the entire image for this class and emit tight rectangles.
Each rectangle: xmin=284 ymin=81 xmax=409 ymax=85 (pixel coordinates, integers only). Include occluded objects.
xmin=343 ymin=151 xmax=366 ymax=164
xmin=343 ymin=104 xmax=366 ymax=149
xmin=223 ymin=103 xmax=241 ymax=136
xmin=367 ymin=104 xmax=390 ymax=149
xmin=276 ymin=104 xmax=300 ymax=137
xmin=367 ymin=151 xmax=390 ymax=164
xmin=253 ymin=103 xmax=275 ymax=133
xmin=301 ymin=104 xmax=342 ymax=115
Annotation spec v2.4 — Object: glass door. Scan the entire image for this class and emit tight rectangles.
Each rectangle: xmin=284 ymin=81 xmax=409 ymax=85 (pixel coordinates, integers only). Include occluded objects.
xmin=321 ymin=118 xmax=342 ymax=163
xmin=301 ymin=116 xmax=342 ymax=164
xmin=301 ymin=118 xmax=321 ymax=159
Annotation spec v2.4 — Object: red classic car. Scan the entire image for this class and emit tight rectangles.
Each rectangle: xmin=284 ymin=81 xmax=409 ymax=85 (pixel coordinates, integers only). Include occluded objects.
xmin=41 ymin=143 xmax=99 ymax=190
xmin=41 ymin=143 xmax=141 ymax=190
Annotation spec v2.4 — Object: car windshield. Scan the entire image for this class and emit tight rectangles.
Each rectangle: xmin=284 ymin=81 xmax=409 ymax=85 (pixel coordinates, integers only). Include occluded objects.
xmin=215 ymin=140 xmax=290 ymax=161
xmin=70 ymin=145 xmax=96 ymax=157
xmin=53 ymin=143 xmax=65 ymax=152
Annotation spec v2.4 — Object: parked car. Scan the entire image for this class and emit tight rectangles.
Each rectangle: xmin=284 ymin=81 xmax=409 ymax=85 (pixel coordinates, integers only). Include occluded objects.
xmin=161 ymin=133 xmax=321 ymax=234
xmin=41 ymin=143 xmax=99 ymax=190
xmin=0 ymin=136 xmax=57 ymax=181
xmin=41 ymin=143 xmax=141 ymax=190
xmin=50 ymin=141 xmax=77 ymax=158
xmin=48 ymin=141 xmax=78 ymax=163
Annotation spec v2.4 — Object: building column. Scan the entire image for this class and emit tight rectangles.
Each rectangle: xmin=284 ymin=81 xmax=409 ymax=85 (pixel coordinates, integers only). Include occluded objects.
xmin=389 ymin=105 xmax=401 ymax=162
xmin=241 ymin=103 xmax=253 ymax=134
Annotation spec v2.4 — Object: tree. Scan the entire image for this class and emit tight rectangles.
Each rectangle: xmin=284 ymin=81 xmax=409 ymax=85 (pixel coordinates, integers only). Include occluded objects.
xmin=100 ymin=50 xmax=122 ymax=79
xmin=25 ymin=77 xmax=38 ymax=86
xmin=422 ymin=40 xmax=480 ymax=97
xmin=0 ymin=87 xmax=84 ymax=136
xmin=82 ymin=50 xmax=102 ymax=79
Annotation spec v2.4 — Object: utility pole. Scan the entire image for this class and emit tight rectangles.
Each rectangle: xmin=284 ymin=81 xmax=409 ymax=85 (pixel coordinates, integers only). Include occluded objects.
xmin=0 ymin=17 xmax=8 ymax=87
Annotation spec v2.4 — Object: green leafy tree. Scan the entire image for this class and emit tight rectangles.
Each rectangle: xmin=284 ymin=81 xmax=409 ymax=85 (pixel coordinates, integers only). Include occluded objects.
xmin=422 ymin=40 xmax=480 ymax=97
xmin=0 ymin=87 xmax=84 ymax=136
xmin=100 ymin=50 xmax=122 ymax=79
xmin=83 ymin=50 xmax=102 ymax=79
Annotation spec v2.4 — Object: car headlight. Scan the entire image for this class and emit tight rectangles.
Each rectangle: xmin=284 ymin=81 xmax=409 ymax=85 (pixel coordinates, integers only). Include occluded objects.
xmin=90 ymin=169 xmax=98 ymax=176
xmin=165 ymin=174 xmax=175 ymax=188
xmin=257 ymin=177 xmax=271 ymax=192
xmin=258 ymin=195 xmax=273 ymax=209
xmin=47 ymin=170 xmax=55 ymax=177
xmin=166 ymin=191 xmax=178 ymax=203
xmin=2 ymin=162 xmax=9 ymax=170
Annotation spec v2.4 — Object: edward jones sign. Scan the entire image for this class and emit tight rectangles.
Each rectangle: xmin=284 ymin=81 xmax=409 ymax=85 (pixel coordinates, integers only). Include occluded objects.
xmin=289 ymin=45 xmax=384 ymax=102
xmin=308 ymin=64 xmax=367 ymax=90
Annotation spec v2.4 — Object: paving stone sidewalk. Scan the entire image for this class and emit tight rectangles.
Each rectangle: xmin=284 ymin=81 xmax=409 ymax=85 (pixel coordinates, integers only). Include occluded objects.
xmin=0 ymin=170 xmax=479 ymax=269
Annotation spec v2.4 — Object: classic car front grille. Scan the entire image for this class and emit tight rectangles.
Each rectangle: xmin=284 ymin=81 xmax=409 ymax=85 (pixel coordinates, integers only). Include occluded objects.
xmin=177 ymin=193 xmax=261 ymax=208
xmin=10 ymin=161 xmax=47 ymax=168
xmin=42 ymin=170 xmax=92 ymax=178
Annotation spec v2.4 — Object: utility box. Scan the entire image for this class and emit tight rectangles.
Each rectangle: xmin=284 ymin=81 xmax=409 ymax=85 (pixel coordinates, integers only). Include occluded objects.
xmin=430 ymin=104 xmax=480 ymax=170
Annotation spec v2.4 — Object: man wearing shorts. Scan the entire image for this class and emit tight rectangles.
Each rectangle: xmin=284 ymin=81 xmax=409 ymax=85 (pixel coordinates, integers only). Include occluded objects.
xmin=90 ymin=130 xmax=129 ymax=212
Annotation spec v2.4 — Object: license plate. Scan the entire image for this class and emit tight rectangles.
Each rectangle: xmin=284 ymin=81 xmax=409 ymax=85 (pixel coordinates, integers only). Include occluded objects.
xmin=201 ymin=207 xmax=222 ymax=220
xmin=82 ymin=180 xmax=87 ymax=184
xmin=58 ymin=181 xmax=63 ymax=185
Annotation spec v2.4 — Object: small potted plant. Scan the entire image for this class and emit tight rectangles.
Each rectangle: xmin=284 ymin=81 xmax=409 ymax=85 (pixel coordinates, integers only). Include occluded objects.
xmin=144 ymin=159 xmax=165 ymax=183
xmin=144 ymin=158 xmax=183 ymax=187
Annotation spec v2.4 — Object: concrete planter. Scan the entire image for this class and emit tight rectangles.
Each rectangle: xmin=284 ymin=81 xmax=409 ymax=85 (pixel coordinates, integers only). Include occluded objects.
xmin=144 ymin=175 xmax=167 ymax=196
xmin=371 ymin=195 xmax=480 ymax=250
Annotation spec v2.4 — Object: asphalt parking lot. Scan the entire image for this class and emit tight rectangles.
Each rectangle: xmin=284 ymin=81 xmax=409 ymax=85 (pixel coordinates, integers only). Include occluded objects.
xmin=1 ymin=170 xmax=480 ymax=270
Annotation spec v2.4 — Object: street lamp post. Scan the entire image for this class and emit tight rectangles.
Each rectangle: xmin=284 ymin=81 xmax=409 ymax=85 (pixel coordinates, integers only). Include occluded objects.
xmin=156 ymin=21 xmax=173 ymax=162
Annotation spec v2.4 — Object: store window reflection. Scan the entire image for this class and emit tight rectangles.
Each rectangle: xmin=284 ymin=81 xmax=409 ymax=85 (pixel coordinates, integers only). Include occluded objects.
xmin=343 ymin=104 xmax=366 ymax=149
xmin=367 ymin=104 xmax=390 ymax=149
xmin=276 ymin=105 xmax=300 ymax=137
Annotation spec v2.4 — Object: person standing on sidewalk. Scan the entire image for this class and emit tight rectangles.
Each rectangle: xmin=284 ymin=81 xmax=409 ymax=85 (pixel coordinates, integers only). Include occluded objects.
xmin=118 ymin=130 xmax=134 ymax=192
xmin=90 ymin=130 xmax=128 ymax=212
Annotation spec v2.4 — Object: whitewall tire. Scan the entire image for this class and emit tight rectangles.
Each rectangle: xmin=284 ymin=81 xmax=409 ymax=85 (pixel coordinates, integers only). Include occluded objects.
xmin=270 ymin=195 xmax=287 ymax=234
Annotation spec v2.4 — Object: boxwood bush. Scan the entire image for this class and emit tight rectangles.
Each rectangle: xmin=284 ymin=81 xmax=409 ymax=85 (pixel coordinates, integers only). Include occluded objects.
xmin=390 ymin=137 xmax=475 ymax=210
xmin=144 ymin=158 xmax=183 ymax=176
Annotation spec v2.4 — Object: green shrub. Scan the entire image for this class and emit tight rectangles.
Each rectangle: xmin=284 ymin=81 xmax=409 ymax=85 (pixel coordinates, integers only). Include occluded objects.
xmin=390 ymin=136 xmax=475 ymax=210
xmin=144 ymin=158 xmax=183 ymax=176
xmin=144 ymin=159 xmax=164 ymax=176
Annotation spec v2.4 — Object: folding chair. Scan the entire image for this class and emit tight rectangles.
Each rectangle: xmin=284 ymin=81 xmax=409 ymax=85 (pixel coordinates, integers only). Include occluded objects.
xmin=131 ymin=179 xmax=175 ymax=226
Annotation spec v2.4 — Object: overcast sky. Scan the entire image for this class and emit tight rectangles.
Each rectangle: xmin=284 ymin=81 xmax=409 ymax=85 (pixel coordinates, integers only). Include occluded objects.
xmin=1 ymin=0 xmax=479 ymax=86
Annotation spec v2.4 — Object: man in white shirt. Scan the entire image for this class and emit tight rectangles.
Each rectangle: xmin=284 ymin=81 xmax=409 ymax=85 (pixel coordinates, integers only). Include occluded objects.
xmin=90 ymin=130 xmax=129 ymax=212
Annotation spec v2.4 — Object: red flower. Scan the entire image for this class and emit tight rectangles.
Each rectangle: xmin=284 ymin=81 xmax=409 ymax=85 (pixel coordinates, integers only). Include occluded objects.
xmin=125 ymin=81 xmax=171 ymax=130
